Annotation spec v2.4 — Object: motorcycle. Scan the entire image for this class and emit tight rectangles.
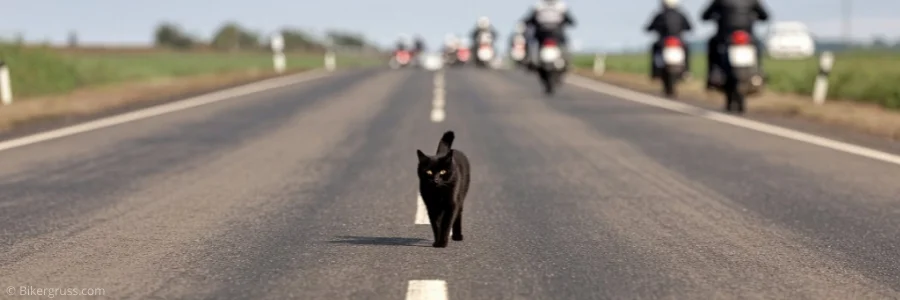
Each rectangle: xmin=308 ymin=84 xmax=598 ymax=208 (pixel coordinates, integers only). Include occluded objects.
xmin=654 ymin=36 xmax=687 ymax=97
xmin=509 ymin=34 xmax=528 ymax=67
xmin=442 ymin=50 xmax=456 ymax=65
xmin=455 ymin=46 xmax=471 ymax=66
xmin=535 ymin=37 xmax=567 ymax=95
xmin=389 ymin=49 xmax=413 ymax=69
xmin=474 ymin=32 xmax=495 ymax=68
xmin=410 ymin=49 xmax=423 ymax=68
xmin=441 ymin=46 xmax=457 ymax=65
xmin=709 ymin=30 xmax=765 ymax=113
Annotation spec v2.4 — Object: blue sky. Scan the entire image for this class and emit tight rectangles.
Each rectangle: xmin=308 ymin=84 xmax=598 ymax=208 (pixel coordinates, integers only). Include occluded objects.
xmin=2 ymin=0 xmax=898 ymax=51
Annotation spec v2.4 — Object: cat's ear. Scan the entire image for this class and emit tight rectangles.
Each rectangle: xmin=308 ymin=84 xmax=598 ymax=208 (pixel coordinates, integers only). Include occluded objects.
xmin=416 ymin=149 xmax=429 ymax=162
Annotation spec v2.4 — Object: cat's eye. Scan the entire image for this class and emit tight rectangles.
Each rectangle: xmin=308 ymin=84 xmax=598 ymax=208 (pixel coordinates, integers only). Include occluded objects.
xmin=439 ymin=170 xmax=446 ymax=175
xmin=425 ymin=170 xmax=432 ymax=175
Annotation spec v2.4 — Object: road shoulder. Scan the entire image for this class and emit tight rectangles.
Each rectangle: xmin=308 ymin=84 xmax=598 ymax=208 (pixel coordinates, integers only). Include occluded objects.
xmin=0 ymin=68 xmax=323 ymax=140
xmin=573 ymin=69 xmax=900 ymax=155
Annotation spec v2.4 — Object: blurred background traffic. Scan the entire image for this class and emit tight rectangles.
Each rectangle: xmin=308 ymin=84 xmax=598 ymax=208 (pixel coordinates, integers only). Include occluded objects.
xmin=0 ymin=0 xmax=898 ymax=125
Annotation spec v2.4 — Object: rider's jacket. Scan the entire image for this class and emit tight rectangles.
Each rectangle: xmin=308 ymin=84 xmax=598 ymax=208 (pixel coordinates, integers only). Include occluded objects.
xmin=645 ymin=7 xmax=693 ymax=39
xmin=701 ymin=0 xmax=769 ymax=36
xmin=522 ymin=1 xmax=576 ymax=42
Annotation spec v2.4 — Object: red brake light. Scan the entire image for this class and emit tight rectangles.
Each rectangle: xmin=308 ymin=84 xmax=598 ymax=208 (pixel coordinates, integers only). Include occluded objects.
xmin=731 ymin=31 xmax=750 ymax=45
xmin=663 ymin=36 xmax=681 ymax=47
xmin=542 ymin=39 xmax=557 ymax=46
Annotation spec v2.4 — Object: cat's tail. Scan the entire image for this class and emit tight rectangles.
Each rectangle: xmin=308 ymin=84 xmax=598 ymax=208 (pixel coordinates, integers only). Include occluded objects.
xmin=436 ymin=131 xmax=455 ymax=155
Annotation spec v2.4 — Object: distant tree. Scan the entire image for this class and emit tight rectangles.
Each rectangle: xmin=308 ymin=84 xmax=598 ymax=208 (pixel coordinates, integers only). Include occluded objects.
xmin=278 ymin=28 xmax=324 ymax=51
xmin=872 ymin=35 xmax=889 ymax=48
xmin=14 ymin=33 xmax=23 ymax=45
xmin=211 ymin=22 xmax=260 ymax=51
xmin=324 ymin=30 xmax=369 ymax=50
xmin=211 ymin=22 xmax=241 ymax=50
xmin=154 ymin=23 xmax=181 ymax=46
xmin=154 ymin=22 xmax=196 ymax=50
xmin=67 ymin=31 xmax=78 ymax=48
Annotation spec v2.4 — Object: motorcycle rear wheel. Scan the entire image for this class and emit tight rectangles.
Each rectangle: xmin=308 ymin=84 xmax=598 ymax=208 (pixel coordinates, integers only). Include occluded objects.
xmin=725 ymin=88 xmax=746 ymax=113
xmin=662 ymin=72 xmax=676 ymax=97
xmin=539 ymin=69 xmax=556 ymax=95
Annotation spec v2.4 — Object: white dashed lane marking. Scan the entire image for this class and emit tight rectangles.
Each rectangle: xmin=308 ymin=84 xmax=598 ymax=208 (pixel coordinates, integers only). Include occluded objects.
xmin=431 ymin=71 xmax=446 ymax=123
xmin=406 ymin=280 xmax=448 ymax=300
xmin=415 ymin=193 xmax=429 ymax=224
xmin=430 ymin=110 xmax=446 ymax=123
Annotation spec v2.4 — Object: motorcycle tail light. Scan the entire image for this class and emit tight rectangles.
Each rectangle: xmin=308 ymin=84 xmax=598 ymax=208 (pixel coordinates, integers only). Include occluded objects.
xmin=664 ymin=36 xmax=681 ymax=47
xmin=731 ymin=31 xmax=750 ymax=45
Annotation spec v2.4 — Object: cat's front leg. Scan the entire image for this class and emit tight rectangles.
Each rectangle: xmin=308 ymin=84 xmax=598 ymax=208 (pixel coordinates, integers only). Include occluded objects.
xmin=434 ymin=208 xmax=457 ymax=248
xmin=427 ymin=209 xmax=443 ymax=247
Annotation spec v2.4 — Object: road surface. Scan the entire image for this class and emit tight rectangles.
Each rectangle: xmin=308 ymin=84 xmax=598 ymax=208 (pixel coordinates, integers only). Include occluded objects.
xmin=1 ymin=68 xmax=899 ymax=299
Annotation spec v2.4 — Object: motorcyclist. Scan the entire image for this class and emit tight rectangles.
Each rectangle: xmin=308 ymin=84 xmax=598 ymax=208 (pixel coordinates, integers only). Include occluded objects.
xmin=509 ymin=22 xmax=529 ymax=62
xmin=413 ymin=35 xmax=426 ymax=53
xmin=442 ymin=34 xmax=459 ymax=63
xmin=443 ymin=34 xmax=459 ymax=53
xmin=469 ymin=17 xmax=499 ymax=58
xmin=700 ymin=0 xmax=770 ymax=89
xmin=644 ymin=0 xmax=693 ymax=79
xmin=509 ymin=22 xmax=527 ymax=47
xmin=395 ymin=35 xmax=410 ymax=52
xmin=522 ymin=0 xmax=576 ymax=70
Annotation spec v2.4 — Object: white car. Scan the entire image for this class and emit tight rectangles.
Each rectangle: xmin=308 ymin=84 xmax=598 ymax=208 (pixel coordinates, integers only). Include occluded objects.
xmin=765 ymin=21 xmax=815 ymax=59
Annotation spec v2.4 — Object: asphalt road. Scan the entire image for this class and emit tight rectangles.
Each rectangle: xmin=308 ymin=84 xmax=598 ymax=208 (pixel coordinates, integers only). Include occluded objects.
xmin=1 ymin=67 xmax=900 ymax=299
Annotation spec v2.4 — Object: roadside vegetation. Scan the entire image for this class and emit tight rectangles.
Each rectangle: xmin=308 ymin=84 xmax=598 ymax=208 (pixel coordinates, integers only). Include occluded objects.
xmin=0 ymin=21 xmax=382 ymax=132
xmin=0 ymin=21 xmax=382 ymax=99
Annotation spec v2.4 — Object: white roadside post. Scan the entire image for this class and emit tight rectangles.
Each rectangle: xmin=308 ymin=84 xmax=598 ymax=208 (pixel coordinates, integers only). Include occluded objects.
xmin=270 ymin=33 xmax=286 ymax=73
xmin=0 ymin=60 xmax=12 ymax=105
xmin=593 ymin=52 xmax=606 ymax=76
xmin=812 ymin=51 xmax=834 ymax=105
xmin=324 ymin=37 xmax=336 ymax=71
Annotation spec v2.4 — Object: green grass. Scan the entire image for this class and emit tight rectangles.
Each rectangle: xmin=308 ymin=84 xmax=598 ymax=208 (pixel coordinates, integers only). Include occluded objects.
xmin=0 ymin=45 xmax=82 ymax=98
xmin=0 ymin=44 xmax=377 ymax=99
xmin=63 ymin=52 xmax=321 ymax=86
xmin=573 ymin=51 xmax=900 ymax=109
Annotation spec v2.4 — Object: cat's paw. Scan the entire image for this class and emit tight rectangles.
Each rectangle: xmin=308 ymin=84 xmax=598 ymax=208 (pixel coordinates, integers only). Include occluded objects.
xmin=432 ymin=240 xmax=448 ymax=248
xmin=452 ymin=234 xmax=463 ymax=241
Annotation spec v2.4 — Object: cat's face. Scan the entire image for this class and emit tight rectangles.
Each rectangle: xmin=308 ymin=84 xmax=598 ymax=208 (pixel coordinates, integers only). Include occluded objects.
xmin=416 ymin=150 xmax=455 ymax=186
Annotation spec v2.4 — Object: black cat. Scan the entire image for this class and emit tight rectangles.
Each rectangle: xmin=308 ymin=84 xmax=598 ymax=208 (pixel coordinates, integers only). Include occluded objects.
xmin=416 ymin=131 xmax=471 ymax=248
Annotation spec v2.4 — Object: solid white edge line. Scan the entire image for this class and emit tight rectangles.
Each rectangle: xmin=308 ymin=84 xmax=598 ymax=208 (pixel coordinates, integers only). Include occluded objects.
xmin=566 ymin=74 xmax=900 ymax=166
xmin=415 ymin=194 xmax=430 ymax=224
xmin=0 ymin=69 xmax=332 ymax=152
xmin=406 ymin=280 xmax=448 ymax=300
